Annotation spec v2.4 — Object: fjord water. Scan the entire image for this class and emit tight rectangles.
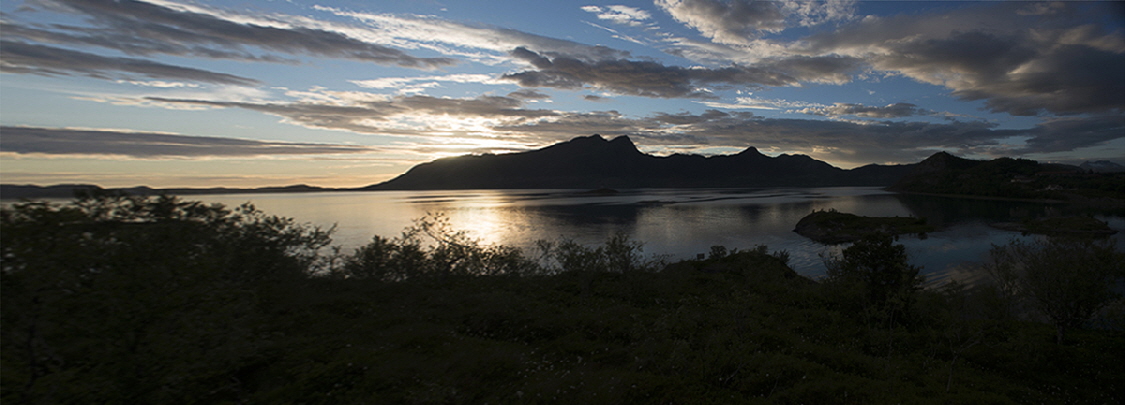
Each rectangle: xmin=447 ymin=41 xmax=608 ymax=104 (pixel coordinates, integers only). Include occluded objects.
xmin=199 ymin=187 xmax=1124 ymax=282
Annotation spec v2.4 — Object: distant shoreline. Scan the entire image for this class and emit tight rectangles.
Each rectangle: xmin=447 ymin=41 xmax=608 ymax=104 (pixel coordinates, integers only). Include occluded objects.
xmin=0 ymin=183 xmax=346 ymax=201
xmin=2 ymin=183 xmax=895 ymax=201
xmin=5 ymin=184 xmax=1122 ymax=210
xmin=888 ymin=190 xmax=1068 ymax=204
xmin=892 ymin=190 xmax=1125 ymax=209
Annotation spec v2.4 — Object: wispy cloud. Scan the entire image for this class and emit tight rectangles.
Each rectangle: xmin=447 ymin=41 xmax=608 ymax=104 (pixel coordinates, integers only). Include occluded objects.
xmin=797 ymin=102 xmax=933 ymax=118
xmin=0 ymin=126 xmax=373 ymax=158
xmin=349 ymin=74 xmax=499 ymax=96
xmin=12 ymin=0 xmax=456 ymax=68
xmin=141 ymin=91 xmax=559 ymax=141
xmin=699 ymin=97 xmax=822 ymax=110
xmin=501 ymin=47 xmax=797 ymax=98
xmin=581 ymin=5 xmax=653 ymax=27
xmin=316 ymin=5 xmax=631 ymax=63
xmin=0 ymin=41 xmax=261 ymax=86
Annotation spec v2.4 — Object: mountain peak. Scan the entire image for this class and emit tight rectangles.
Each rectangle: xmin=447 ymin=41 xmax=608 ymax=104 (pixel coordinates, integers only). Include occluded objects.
xmin=608 ymin=135 xmax=633 ymax=145
xmin=568 ymin=134 xmax=608 ymax=144
xmin=736 ymin=146 xmax=764 ymax=158
xmin=908 ymin=151 xmax=978 ymax=175
xmin=607 ymin=135 xmax=639 ymax=153
xmin=546 ymin=134 xmax=640 ymax=156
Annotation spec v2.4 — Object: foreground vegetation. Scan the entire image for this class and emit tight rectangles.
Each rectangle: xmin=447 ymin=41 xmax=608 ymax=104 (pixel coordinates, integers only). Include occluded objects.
xmin=2 ymin=195 xmax=1123 ymax=404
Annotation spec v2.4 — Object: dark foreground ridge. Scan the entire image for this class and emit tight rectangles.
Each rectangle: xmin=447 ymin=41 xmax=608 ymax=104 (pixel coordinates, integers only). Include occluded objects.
xmin=367 ymin=134 xmax=915 ymax=190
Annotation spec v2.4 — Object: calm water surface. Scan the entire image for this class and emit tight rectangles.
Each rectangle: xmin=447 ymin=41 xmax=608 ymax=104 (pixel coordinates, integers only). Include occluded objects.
xmin=197 ymin=187 xmax=1125 ymax=283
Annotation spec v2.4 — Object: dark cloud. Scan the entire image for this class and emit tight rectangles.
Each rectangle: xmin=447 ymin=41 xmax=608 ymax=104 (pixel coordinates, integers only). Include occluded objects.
xmin=0 ymin=40 xmax=261 ymax=86
xmin=950 ymin=44 xmax=1125 ymax=116
xmin=501 ymin=47 xmax=796 ymax=98
xmin=798 ymin=2 xmax=1125 ymax=116
xmin=13 ymin=0 xmax=455 ymax=68
xmin=0 ymin=19 xmax=294 ymax=63
xmin=506 ymin=89 xmax=551 ymax=100
xmin=1019 ymin=115 xmax=1125 ymax=154
xmin=798 ymin=102 xmax=932 ymax=118
xmin=0 ymin=126 xmax=371 ymax=157
xmin=756 ymin=55 xmax=862 ymax=84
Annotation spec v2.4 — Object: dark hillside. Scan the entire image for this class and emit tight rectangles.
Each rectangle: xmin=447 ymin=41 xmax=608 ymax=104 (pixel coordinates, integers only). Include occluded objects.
xmin=889 ymin=152 xmax=1123 ymax=202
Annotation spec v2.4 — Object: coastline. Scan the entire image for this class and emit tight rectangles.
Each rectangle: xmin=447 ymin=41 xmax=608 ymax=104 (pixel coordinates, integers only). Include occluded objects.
xmin=885 ymin=189 xmax=1069 ymax=204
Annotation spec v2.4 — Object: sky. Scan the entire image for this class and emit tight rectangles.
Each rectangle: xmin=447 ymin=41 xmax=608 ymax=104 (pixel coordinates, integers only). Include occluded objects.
xmin=1 ymin=0 xmax=1123 ymax=188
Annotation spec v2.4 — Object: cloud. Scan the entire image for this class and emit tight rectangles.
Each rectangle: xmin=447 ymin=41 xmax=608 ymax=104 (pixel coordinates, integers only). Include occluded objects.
xmin=142 ymin=92 xmax=560 ymax=138
xmin=0 ymin=40 xmax=261 ymax=86
xmin=501 ymin=46 xmax=797 ymax=98
xmin=507 ymin=89 xmax=551 ymax=100
xmin=796 ymin=2 xmax=1125 ymax=116
xmin=656 ymin=0 xmax=855 ymax=44
xmin=777 ymin=0 xmax=857 ymax=28
xmin=317 ymin=5 xmax=631 ymax=63
xmin=651 ymin=109 xmax=748 ymax=125
xmin=653 ymin=2 xmax=1122 ymax=116
xmin=104 ymin=84 xmax=1123 ymax=168
xmin=491 ymin=110 xmax=660 ymax=142
xmin=12 ymin=0 xmax=456 ymax=68
xmin=0 ymin=126 xmax=372 ymax=158
xmin=1018 ymin=115 xmax=1125 ymax=154
xmin=798 ymin=102 xmax=933 ymax=118
xmin=350 ymin=74 xmax=497 ymax=89
xmin=656 ymin=0 xmax=787 ymax=44
xmin=581 ymin=5 xmax=652 ymax=27
xmin=699 ymin=96 xmax=822 ymax=110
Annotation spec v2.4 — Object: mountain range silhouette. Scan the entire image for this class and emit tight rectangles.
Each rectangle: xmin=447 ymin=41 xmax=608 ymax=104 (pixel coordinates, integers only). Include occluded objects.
xmin=11 ymin=135 xmax=1106 ymax=199
xmin=367 ymin=134 xmax=916 ymax=190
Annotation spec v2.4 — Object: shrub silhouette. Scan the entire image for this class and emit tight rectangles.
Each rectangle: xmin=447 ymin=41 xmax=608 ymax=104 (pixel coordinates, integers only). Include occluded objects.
xmin=986 ymin=237 xmax=1124 ymax=343
xmin=824 ymin=233 xmax=924 ymax=325
xmin=1 ymin=194 xmax=332 ymax=403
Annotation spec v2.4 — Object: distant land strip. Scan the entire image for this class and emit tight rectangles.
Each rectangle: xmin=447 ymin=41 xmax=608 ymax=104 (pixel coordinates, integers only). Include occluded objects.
xmin=3 ymin=134 xmax=1123 ymax=201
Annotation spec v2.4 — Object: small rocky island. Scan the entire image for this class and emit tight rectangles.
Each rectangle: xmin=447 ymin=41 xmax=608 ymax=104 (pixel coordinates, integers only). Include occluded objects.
xmin=794 ymin=209 xmax=936 ymax=244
